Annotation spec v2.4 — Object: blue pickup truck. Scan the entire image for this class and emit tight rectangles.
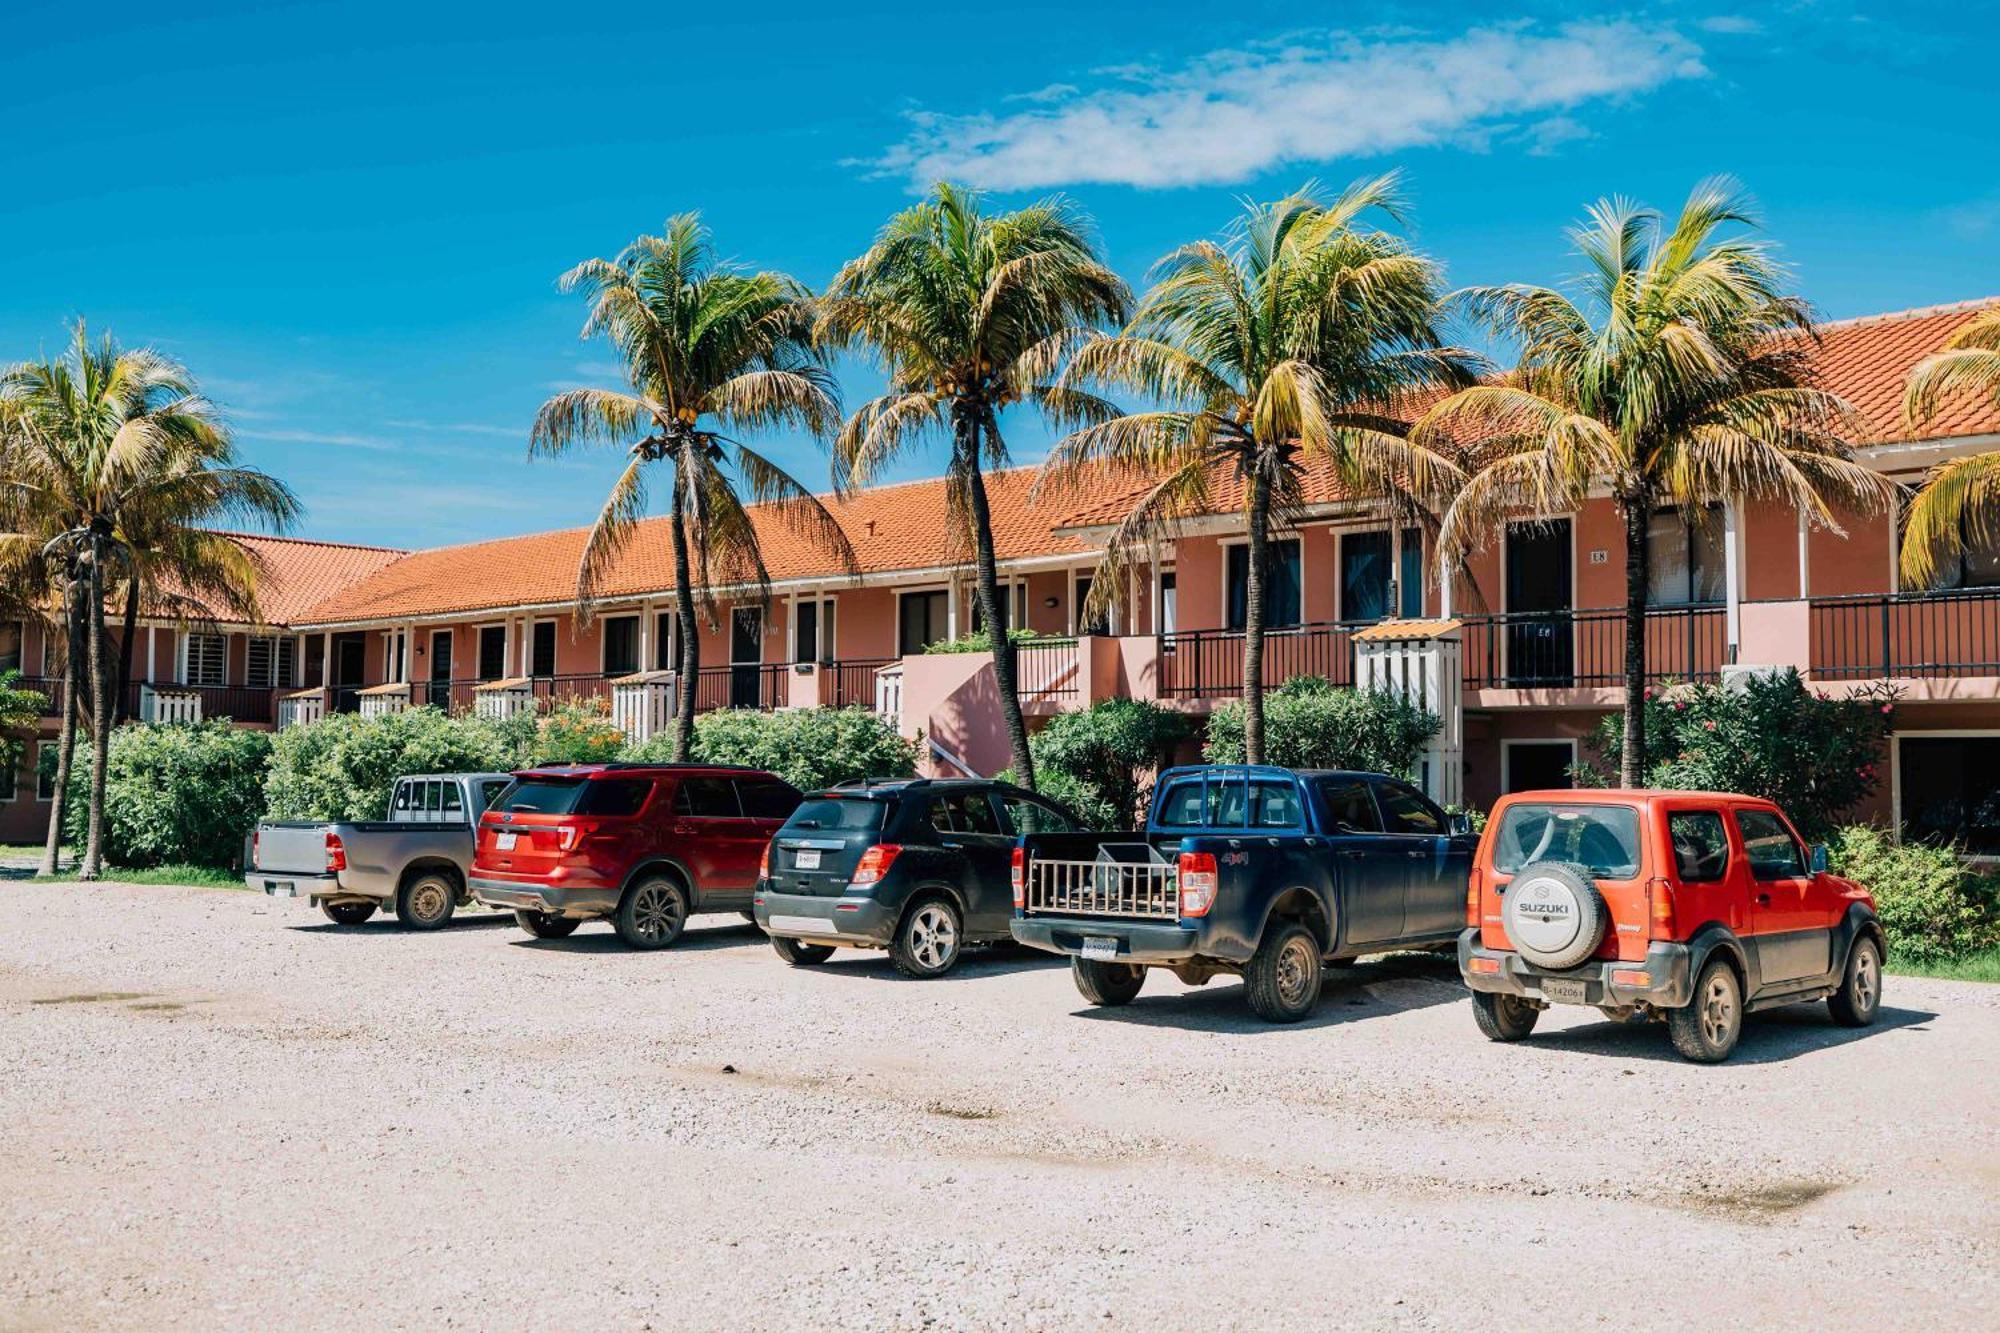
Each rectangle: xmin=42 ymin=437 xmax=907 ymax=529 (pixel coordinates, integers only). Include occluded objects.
xmin=1011 ymin=765 xmax=1474 ymax=1022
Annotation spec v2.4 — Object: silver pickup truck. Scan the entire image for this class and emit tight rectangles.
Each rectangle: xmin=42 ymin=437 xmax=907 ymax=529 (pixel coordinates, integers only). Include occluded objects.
xmin=248 ymin=773 xmax=514 ymax=929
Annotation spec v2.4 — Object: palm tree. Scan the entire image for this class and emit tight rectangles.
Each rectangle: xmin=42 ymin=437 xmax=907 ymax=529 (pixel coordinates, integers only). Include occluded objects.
xmin=1898 ymin=305 xmax=2000 ymax=587
xmin=821 ymin=183 xmax=1129 ymax=787
xmin=533 ymin=216 xmax=854 ymax=761
xmin=1419 ymin=180 xmax=1896 ymax=785
xmin=1 ymin=323 xmax=298 ymax=877
xmin=1046 ymin=176 xmax=1476 ymax=764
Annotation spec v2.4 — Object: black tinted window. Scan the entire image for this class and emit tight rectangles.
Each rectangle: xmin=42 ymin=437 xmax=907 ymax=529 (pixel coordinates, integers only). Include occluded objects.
xmin=1377 ymin=782 xmax=1444 ymax=835
xmin=673 ymin=777 xmax=740 ymax=817
xmin=1249 ymin=780 xmax=1301 ymax=828
xmin=1155 ymin=780 xmax=1208 ymax=827
xmin=1736 ymin=809 xmax=1804 ymax=879
xmin=478 ymin=780 xmax=509 ymax=811
xmin=1669 ymin=810 xmax=1729 ymax=882
xmin=579 ymin=779 xmax=652 ymax=817
xmin=737 ymin=779 xmax=801 ymax=821
xmin=998 ymin=794 xmax=1078 ymax=835
xmin=497 ymin=779 xmax=584 ymax=815
xmin=786 ymin=797 xmax=885 ymax=832
xmin=928 ymin=791 xmax=1001 ymax=836
xmin=1318 ymin=779 xmax=1381 ymax=833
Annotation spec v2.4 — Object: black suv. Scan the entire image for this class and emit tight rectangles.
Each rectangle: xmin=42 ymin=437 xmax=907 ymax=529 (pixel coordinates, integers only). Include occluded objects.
xmin=753 ymin=778 xmax=1082 ymax=977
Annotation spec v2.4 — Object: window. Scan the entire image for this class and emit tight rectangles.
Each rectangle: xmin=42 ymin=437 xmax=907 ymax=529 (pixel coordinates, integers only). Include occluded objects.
xmin=0 ymin=744 xmax=16 ymax=801
xmin=654 ymin=612 xmax=677 ymax=671
xmin=1074 ymin=575 xmax=1109 ymax=636
xmin=184 ymin=633 xmax=226 ymax=687
xmin=1647 ymin=506 xmax=1726 ymax=606
xmin=603 ymin=615 xmax=640 ymax=675
xmin=1158 ymin=570 xmax=1177 ymax=635
xmin=496 ymin=778 xmax=585 ymax=814
xmin=1339 ymin=529 xmax=1394 ymax=623
xmin=1493 ymin=804 xmax=1642 ymax=878
xmin=899 ymin=590 xmax=948 ymax=655
xmin=1917 ymin=516 xmax=2000 ymax=590
xmin=0 ymin=620 xmax=21 ymax=674
xmin=1156 ymin=775 xmax=1250 ymax=828
xmin=736 ymin=778 xmax=801 ymax=821
xmin=1248 ymin=779 xmax=1301 ymax=828
xmin=1504 ymin=741 xmax=1576 ymax=794
xmin=997 ymin=794 xmax=1078 ymax=835
xmin=1399 ymin=527 xmax=1424 ymax=618
xmin=1226 ymin=538 xmax=1302 ymax=630
xmin=1735 ymin=808 xmax=1805 ymax=879
xmin=478 ymin=626 xmax=507 ymax=681
xmin=478 ymin=780 xmax=510 ymax=811
xmin=579 ymin=778 xmax=653 ymax=818
xmin=795 ymin=600 xmax=819 ymax=664
xmin=927 ymin=790 xmax=1001 ymax=836
xmin=245 ymin=636 xmax=297 ymax=689
xmin=967 ymin=583 xmax=1028 ymax=635
xmin=673 ymin=777 xmax=740 ymax=817
xmin=531 ymin=621 xmax=557 ymax=678
xmin=1376 ymin=781 xmax=1444 ymax=835
xmin=37 ymin=743 xmax=56 ymax=801
xmin=1898 ymin=735 xmax=2000 ymax=853
xmin=786 ymin=797 xmax=886 ymax=833
xmin=442 ymin=783 xmax=463 ymax=816
xmin=1317 ymin=779 xmax=1381 ymax=833
xmin=1668 ymin=811 xmax=1730 ymax=882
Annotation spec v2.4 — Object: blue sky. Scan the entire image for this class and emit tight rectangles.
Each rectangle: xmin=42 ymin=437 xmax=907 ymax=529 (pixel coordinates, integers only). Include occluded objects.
xmin=2 ymin=0 xmax=1994 ymax=549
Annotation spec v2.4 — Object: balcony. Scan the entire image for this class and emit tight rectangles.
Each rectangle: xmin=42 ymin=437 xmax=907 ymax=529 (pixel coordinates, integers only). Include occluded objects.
xmin=1809 ymin=587 xmax=2000 ymax=680
xmin=1460 ymin=606 xmax=1728 ymax=690
xmin=1157 ymin=622 xmax=1358 ymax=699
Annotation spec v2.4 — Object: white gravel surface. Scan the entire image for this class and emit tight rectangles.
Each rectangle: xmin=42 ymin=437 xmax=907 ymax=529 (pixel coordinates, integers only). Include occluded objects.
xmin=0 ymin=879 xmax=1995 ymax=1332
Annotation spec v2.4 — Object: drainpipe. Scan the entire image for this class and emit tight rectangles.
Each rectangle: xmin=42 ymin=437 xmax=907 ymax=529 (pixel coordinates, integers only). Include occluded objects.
xmin=1724 ymin=500 xmax=1743 ymax=663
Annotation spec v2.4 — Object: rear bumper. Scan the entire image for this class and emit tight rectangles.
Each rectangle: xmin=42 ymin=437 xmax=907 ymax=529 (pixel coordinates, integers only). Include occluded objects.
xmin=470 ymin=878 xmax=620 ymax=919
xmin=754 ymin=889 xmax=895 ymax=946
xmin=248 ymin=872 xmax=361 ymax=902
xmin=1458 ymin=929 xmax=1694 ymax=1008
xmin=1012 ymin=915 xmax=1203 ymax=964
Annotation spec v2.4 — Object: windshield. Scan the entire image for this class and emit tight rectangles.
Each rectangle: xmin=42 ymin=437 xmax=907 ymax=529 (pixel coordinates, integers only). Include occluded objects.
xmin=785 ymin=797 xmax=886 ymax=833
xmin=493 ymin=778 xmax=584 ymax=815
xmin=1493 ymin=803 xmax=1643 ymax=878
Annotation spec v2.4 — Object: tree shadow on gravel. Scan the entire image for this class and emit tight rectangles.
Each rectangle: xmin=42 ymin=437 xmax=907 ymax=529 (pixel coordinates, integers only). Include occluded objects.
xmin=1520 ymin=1003 xmax=1937 ymax=1066
xmin=795 ymin=941 xmax=1069 ymax=982
xmin=501 ymin=917 xmax=770 ymax=954
xmin=287 ymin=911 xmax=522 ymax=935
xmin=1070 ymin=950 xmax=1467 ymax=1034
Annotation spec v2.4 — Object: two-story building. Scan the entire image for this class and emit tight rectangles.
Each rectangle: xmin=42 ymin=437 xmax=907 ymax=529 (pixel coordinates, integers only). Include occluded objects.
xmin=4 ymin=298 xmax=1996 ymax=851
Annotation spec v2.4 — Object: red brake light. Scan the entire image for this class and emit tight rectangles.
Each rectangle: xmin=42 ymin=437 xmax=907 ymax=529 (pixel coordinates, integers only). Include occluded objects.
xmin=1177 ymin=851 xmax=1218 ymax=917
xmin=1648 ymin=877 xmax=1675 ymax=939
xmin=851 ymin=844 xmax=902 ymax=886
xmin=1010 ymin=846 xmax=1025 ymax=908
xmin=324 ymin=831 xmax=347 ymax=873
xmin=252 ymin=829 xmax=260 ymax=867
xmin=758 ymin=842 xmax=772 ymax=881
xmin=1466 ymin=863 xmax=1483 ymax=927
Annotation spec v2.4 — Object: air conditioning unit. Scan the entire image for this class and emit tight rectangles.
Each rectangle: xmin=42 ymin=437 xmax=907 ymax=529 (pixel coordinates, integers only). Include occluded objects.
xmin=1719 ymin=663 xmax=1788 ymax=692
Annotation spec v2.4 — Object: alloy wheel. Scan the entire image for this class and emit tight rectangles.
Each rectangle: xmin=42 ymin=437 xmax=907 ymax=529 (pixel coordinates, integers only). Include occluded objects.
xmin=1700 ymin=970 xmax=1738 ymax=1049
xmin=908 ymin=904 xmax=958 ymax=971
xmin=633 ymin=883 xmax=684 ymax=942
xmin=1854 ymin=945 xmax=1879 ymax=1016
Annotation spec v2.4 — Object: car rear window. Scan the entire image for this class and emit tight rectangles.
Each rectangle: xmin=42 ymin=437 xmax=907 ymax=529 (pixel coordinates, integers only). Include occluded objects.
xmin=736 ymin=778 xmax=802 ymax=821
xmin=785 ymin=797 xmax=885 ymax=833
xmin=495 ymin=779 xmax=585 ymax=815
xmin=1493 ymin=803 xmax=1642 ymax=878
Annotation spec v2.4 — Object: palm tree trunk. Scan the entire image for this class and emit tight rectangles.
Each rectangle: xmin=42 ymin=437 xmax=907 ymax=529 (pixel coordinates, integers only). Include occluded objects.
xmin=37 ymin=580 xmax=84 ymax=878
xmin=1620 ymin=494 xmax=1650 ymax=787
xmin=114 ymin=577 xmax=139 ymax=725
xmin=669 ymin=469 xmax=700 ymax=762
xmin=82 ymin=541 xmax=112 ymax=879
xmin=1242 ymin=471 xmax=1273 ymax=765
xmin=960 ymin=413 xmax=1034 ymax=787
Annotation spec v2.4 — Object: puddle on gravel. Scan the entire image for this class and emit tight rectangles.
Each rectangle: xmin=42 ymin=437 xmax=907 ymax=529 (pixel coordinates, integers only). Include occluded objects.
xmin=924 ymin=1100 xmax=1001 ymax=1121
xmin=1686 ymin=1179 xmax=1843 ymax=1220
xmin=30 ymin=992 xmax=154 ymax=1005
xmin=126 ymin=1001 xmax=188 ymax=1012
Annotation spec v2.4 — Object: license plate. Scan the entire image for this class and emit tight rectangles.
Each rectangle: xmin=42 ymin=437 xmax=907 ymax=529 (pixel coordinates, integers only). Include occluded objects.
xmin=794 ymin=848 xmax=821 ymax=870
xmin=264 ymin=880 xmax=296 ymax=898
xmin=494 ymin=831 xmax=517 ymax=851
xmin=1081 ymin=936 xmax=1120 ymax=961
xmin=1541 ymin=976 xmax=1589 ymax=1004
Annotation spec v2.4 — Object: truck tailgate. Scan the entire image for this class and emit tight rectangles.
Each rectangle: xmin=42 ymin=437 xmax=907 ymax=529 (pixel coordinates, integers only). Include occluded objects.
xmin=255 ymin=822 xmax=333 ymax=875
xmin=1020 ymin=834 xmax=1179 ymax=919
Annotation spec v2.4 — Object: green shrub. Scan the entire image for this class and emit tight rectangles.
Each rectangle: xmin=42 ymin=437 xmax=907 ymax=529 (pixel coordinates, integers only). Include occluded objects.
xmin=264 ymin=707 xmax=521 ymax=821
xmin=624 ymin=706 xmax=917 ymax=791
xmin=1 ymin=670 xmax=46 ymax=794
xmin=1026 ymin=699 xmax=1193 ymax=829
xmin=1204 ymin=678 xmax=1439 ymax=776
xmin=1582 ymin=670 xmax=1895 ymax=841
xmin=57 ymin=721 xmax=272 ymax=869
xmin=529 ymin=698 xmax=627 ymax=765
xmin=923 ymin=628 xmax=1053 ymax=653
xmin=1829 ymin=824 xmax=2000 ymax=966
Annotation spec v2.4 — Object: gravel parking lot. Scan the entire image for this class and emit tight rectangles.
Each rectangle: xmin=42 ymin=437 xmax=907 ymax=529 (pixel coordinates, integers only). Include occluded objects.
xmin=1 ymin=879 xmax=1995 ymax=1331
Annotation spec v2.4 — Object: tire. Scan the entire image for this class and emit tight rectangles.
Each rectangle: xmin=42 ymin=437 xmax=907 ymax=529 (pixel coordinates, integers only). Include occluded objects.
xmin=889 ymin=895 xmax=962 ymax=978
xmin=1829 ymin=936 xmax=1883 ymax=1028
xmin=514 ymin=909 xmax=580 ymax=939
xmin=321 ymin=900 xmax=376 ymax=926
xmin=1470 ymin=990 xmax=1540 ymax=1042
xmin=395 ymin=871 xmax=457 ymax=931
xmin=772 ymin=936 xmax=834 ymax=966
xmin=1501 ymin=860 xmax=1608 ymax=971
xmin=1244 ymin=921 xmax=1322 ymax=1023
xmin=1669 ymin=956 xmax=1744 ymax=1063
xmin=614 ymin=875 xmax=688 ymax=950
xmin=1072 ymin=957 xmax=1146 ymax=1006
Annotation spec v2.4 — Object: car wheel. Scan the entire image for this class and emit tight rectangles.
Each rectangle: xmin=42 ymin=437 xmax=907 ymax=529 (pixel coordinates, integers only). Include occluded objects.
xmin=772 ymin=936 xmax=834 ymax=966
xmin=1244 ymin=921 xmax=1322 ymax=1023
xmin=1470 ymin=990 xmax=1539 ymax=1042
xmin=395 ymin=872 xmax=457 ymax=930
xmin=1668 ymin=957 xmax=1744 ymax=1063
xmin=513 ymin=909 xmax=580 ymax=939
xmin=1071 ymin=957 xmax=1146 ymax=1006
xmin=1828 ymin=936 xmax=1883 ymax=1028
xmin=614 ymin=876 xmax=688 ymax=950
xmin=889 ymin=896 xmax=962 ymax=978
xmin=321 ymin=900 xmax=376 ymax=926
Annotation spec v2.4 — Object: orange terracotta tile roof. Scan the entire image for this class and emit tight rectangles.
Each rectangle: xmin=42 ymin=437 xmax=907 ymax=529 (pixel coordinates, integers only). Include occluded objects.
xmin=1812 ymin=298 xmax=2000 ymax=444
xmin=147 ymin=533 xmax=406 ymax=625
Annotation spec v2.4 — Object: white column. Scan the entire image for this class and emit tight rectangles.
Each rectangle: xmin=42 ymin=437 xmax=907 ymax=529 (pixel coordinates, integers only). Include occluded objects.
xmin=946 ymin=580 xmax=961 ymax=640
xmin=146 ymin=625 xmax=157 ymax=683
xmin=402 ymin=624 xmax=415 ymax=683
xmin=1798 ymin=511 xmax=1812 ymax=599
xmin=1723 ymin=499 xmax=1744 ymax=659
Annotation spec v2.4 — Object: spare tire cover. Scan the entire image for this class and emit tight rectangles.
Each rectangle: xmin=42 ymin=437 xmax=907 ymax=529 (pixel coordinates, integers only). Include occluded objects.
xmin=1502 ymin=861 xmax=1607 ymax=971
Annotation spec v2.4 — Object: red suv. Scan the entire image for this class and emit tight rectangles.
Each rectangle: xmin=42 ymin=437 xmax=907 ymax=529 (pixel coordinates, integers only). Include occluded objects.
xmin=1459 ymin=789 xmax=1886 ymax=1062
xmin=470 ymin=763 xmax=801 ymax=949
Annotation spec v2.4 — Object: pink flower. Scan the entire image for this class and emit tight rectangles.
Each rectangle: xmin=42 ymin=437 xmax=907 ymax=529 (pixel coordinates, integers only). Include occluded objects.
xmin=1703 ymin=720 xmax=1717 ymax=731
xmin=1880 ymin=704 xmax=1894 ymax=715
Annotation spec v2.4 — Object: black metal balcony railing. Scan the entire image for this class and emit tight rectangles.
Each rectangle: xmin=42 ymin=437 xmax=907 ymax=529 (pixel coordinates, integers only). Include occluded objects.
xmin=692 ymin=663 xmax=788 ymax=712
xmin=1459 ymin=606 xmax=1727 ymax=689
xmin=1809 ymin=587 xmax=2000 ymax=680
xmin=1015 ymin=638 xmax=1081 ymax=701
xmin=1158 ymin=622 xmax=1357 ymax=698
xmin=15 ymin=676 xmax=64 ymax=717
xmin=826 ymin=658 xmax=896 ymax=709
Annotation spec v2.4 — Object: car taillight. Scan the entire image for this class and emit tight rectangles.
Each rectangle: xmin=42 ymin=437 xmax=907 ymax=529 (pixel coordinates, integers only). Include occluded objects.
xmin=851 ymin=844 xmax=902 ymax=886
xmin=758 ymin=842 xmax=772 ymax=881
xmin=252 ymin=829 xmax=260 ymax=868
xmin=1010 ymin=846 xmax=1025 ymax=908
xmin=324 ymin=831 xmax=347 ymax=873
xmin=1177 ymin=851 xmax=1218 ymax=917
xmin=1649 ymin=877 xmax=1675 ymax=938
xmin=1465 ymin=864 xmax=1483 ymax=927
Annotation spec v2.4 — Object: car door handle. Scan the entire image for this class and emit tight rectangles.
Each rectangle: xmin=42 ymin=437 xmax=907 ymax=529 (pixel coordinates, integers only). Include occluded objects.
xmin=941 ymin=840 xmax=963 ymax=850
xmin=1405 ymin=849 xmax=1427 ymax=859
xmin=673 ymin=824 xmax=696 ymax=836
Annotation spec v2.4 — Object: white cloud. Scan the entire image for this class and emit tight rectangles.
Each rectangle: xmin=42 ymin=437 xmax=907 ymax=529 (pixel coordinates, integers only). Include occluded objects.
xmin=876 ymin=21 xmax=1707 ymax=190
xmin=381 ymin=418 xmax=526 ymax=438
xmin=1697 ymin=16 xmax=1764 ymax=35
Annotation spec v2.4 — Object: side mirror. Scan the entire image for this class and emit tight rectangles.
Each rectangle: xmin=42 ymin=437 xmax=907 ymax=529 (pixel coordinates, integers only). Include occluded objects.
xmin=1810 ymin=844 xmax=1829 ymax=874
xmin=1447 ymin=812 xmax=1473 ymax=837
